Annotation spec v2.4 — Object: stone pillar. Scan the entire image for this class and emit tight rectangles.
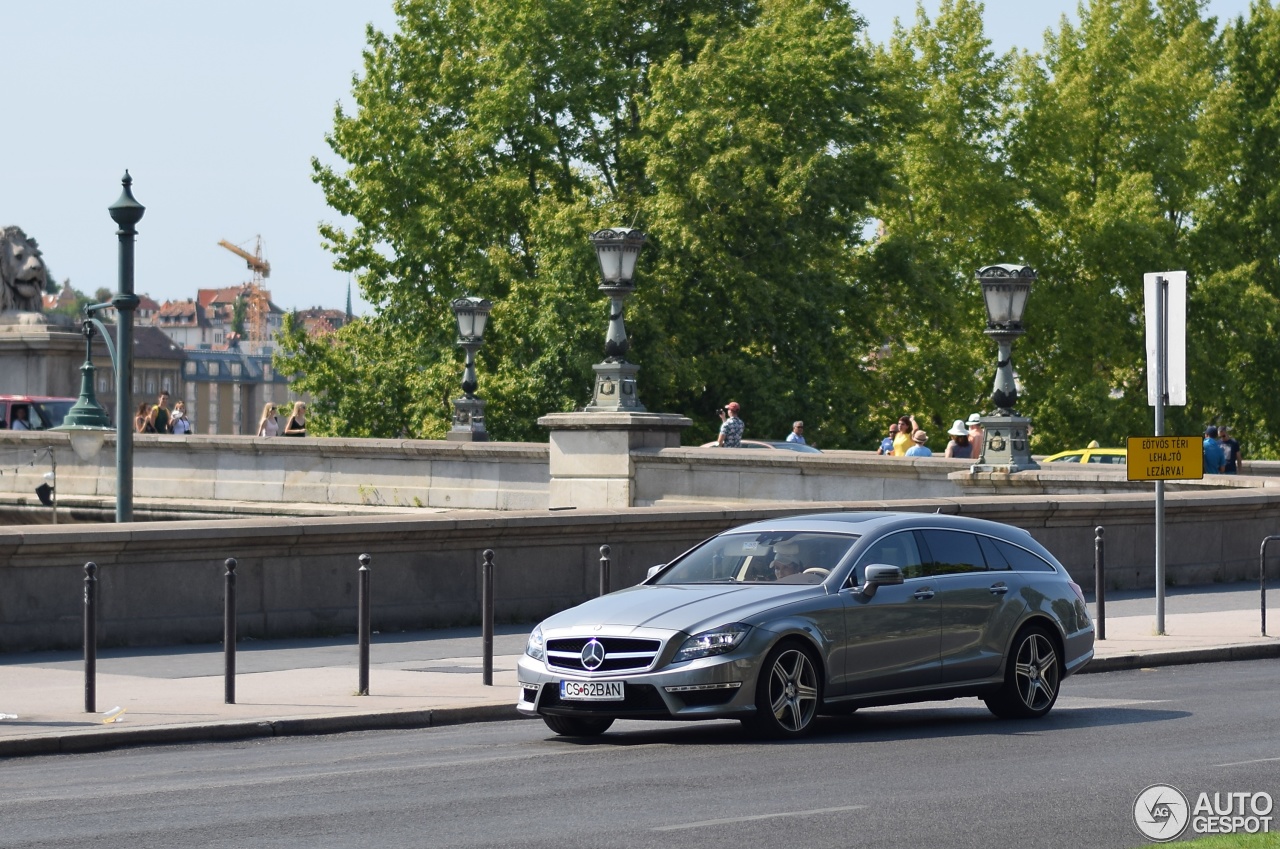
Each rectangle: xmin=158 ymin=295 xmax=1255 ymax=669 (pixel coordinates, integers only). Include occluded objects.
xmin=538 ymin=411 xmax=692 ymax=509
xmin=208 ymin=383 xmax=219 ymax=435
xmin=971 ymin=415 xmax=1038 ymax=473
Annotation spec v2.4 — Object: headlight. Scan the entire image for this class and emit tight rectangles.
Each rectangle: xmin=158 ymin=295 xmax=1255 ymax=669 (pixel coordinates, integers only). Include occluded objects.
xmin=525 ymin=625 xmax=545 ymax=661
xmin=673 ymin=624 xmax=750 ymax=663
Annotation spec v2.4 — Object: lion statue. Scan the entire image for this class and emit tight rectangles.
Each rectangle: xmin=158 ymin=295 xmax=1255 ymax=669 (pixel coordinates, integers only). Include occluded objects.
xmin=1 ymin=226 xmax=48 ymax=313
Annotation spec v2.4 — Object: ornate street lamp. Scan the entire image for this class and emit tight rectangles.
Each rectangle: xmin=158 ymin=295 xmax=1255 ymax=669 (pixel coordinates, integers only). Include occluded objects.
xmin=446 ymin=296 xmax=492 ymax=442
xmin=585 ymin=227 xmax=647 ymax=412
xmin=52 ymin=313 xmax=114 ymax=462
xmin=975 ymin=263 xmax=1037 ymax=471
xmin=105 ymin=172 xmax=144 ymax=520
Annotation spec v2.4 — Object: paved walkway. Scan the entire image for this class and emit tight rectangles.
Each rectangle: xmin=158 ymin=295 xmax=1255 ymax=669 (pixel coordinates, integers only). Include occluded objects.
xmin=1 ymin=584 xmax=1276 ymax=757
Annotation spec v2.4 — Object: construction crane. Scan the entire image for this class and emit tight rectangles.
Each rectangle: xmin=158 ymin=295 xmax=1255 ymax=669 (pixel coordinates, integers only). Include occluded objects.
xmin=217 ymin=236 xmax=272 ymax=345
xmin=217 ymin=236 xmax=271 ymax=283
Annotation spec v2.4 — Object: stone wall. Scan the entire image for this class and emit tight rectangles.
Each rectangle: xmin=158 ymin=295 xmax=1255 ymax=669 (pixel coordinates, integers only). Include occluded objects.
xmin=3 ymin=490 xmax=1278 ymax=652
xmin=0 ymin=431 xmax=550 ymax=519
xmin=11 ymin=430 xmax=1271 ymax=521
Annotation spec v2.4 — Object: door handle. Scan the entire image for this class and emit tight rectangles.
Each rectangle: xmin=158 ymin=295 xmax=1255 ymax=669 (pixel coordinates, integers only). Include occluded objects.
xmin=912 ymin=589 xmax=934 ymax=600
xmin=989 ymin=584 xmax=1009 ymax=595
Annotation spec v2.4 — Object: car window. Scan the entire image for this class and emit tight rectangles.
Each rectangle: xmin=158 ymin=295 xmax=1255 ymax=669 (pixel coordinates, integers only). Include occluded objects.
xmin=855 ymin=531 xmax=926 ymax=581
xmin=993 ymin=539 xmax=1056 ymax=572
xmin=1055 ymin=454 xmax=1081 ymax=463
xmin=1098 ymin=454 xmax=1125 ymax=465
xmin=31 ymin=400 xmax=74 ymax=430
xmin=654 ymin=531 xmax=859 ymax=585
xmin=977 ymin=535 xmax=1012 ymax=570
xmin=917 ymin=529 xmax=988 ymax=576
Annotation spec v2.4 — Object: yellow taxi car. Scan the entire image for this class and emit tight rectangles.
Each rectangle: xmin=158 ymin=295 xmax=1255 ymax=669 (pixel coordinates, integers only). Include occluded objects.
xmin=1042 ymin=442 xmax=1126 ymax=465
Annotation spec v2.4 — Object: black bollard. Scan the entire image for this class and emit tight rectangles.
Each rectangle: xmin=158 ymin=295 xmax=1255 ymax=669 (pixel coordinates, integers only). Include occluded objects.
xmin=224 ymin=558 xmax=237 ymax=704
xmin=83 ymin=562 xmax=98 ymax=714
xmin=1094 ymin=527 xmax=1106 ymax=641
xmin=1260 ymin=536 xmax=1280 ymax=637
xmin=482 ymin=549 xmax=494 ymax=686
xmin=599 ymin=545 xmax=611 ymax=597
xmin=358 ymin=553 xmax=371 ymax=696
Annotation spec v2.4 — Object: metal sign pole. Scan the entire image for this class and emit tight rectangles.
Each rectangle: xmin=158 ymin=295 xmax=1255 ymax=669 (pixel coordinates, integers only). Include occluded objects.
xmin=1155 ymin=275 xmax=1167 ymax=635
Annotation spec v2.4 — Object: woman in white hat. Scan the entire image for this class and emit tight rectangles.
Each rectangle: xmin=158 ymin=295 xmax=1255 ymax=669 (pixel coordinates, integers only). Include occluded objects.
xmin=944 ymin=419 xmax=973 ymax=458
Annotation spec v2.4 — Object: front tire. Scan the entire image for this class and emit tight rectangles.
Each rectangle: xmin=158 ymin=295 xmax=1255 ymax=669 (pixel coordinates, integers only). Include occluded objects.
xmin=984 ymin=625 xmax=1061 ymax=719
xmin=543 ymin=715 xmax=615 ymax=737
xmin=748 ymin=641 xmax=821 ymax=738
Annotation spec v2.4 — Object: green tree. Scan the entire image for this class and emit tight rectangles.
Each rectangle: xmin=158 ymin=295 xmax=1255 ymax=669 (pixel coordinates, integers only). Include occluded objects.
xmin=284 ymin=0 xmax=888 ymax=443
xmin=1006 ymin=0 xmax=1220 ymax=450
xmin=861 ymin=0 xmax=1025 ymax=443
xmin=232 ymin=295 xmax=247 ymax=338
xmin=1187 ymin=0 xmax=1280 ymax=458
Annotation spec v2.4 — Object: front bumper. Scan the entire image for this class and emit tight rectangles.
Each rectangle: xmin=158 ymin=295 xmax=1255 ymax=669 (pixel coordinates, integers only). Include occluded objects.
xmin=516 ymin=635 xmax=769 ymax=721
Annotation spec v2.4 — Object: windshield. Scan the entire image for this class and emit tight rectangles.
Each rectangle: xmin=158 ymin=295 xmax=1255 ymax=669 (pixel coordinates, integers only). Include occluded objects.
xmin=31 ymin=401 xmax=78 ymax=430
xmin=654 ymin=532 xmax=860 ymax=585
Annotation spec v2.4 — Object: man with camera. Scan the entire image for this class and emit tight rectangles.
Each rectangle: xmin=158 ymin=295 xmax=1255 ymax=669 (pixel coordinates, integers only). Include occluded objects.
xmin=716 ymin=401 xmax=744 ymax=447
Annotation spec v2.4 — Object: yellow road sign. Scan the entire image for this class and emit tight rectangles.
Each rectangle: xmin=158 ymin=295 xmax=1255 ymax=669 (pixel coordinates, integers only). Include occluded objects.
xmin=1126 ymin=436 xmax=1204 ymax=481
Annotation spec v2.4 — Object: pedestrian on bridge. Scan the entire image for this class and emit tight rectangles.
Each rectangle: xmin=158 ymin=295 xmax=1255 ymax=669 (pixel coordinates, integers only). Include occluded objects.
xmin=1203 ymin=426 xmax=1225 ymax=474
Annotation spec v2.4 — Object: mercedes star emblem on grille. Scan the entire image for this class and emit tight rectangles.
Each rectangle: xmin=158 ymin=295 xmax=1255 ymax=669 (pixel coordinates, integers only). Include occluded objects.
xmin=581 ymin=639 xmax=606 ymax=670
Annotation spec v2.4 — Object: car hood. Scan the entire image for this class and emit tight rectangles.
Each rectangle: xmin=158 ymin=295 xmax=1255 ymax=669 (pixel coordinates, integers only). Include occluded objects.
xmin=539 ymin=583 xmax=823 ymax=636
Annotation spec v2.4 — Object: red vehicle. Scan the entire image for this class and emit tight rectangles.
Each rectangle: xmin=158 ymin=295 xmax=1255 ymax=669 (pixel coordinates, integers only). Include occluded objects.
xmin=0 ymin=395 xmax=80 ymax=431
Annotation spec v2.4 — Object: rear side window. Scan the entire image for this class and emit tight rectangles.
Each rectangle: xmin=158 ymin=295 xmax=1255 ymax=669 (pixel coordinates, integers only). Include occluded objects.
xmin=917 ymin=530 xmax=987 ymax=576
xmin=994 ymin=539 xmax=1056 ymax=572
xmin=977 ymin=535 xmax=1012 ymax=570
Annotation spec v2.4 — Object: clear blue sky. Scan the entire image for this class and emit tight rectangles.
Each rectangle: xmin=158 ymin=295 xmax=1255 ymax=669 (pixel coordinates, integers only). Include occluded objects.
xmin=4 ymin=1 xmax=1253 ymax=317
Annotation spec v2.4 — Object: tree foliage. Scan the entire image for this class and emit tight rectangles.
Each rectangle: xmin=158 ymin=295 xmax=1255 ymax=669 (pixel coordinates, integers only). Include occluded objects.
xmin=862 ymin=0 xmax=1025 ymax=438
xmin=283 ymin=0 xmax=887 ymax=444
xmin=285 ymin=0 xmax=1280 ymax=458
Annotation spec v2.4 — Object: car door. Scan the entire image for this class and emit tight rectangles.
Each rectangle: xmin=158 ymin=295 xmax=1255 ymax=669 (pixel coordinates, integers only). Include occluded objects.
xmin=922 ymin=530 xmax=1027 ymax=683
xmin=838 ymin=530 xmax=940 ymax=696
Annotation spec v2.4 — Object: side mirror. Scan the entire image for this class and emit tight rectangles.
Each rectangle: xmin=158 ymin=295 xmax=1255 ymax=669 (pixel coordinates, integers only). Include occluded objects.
xmin=858 ymin=564 xmax=904 ymax=599
xmin=645 ymin=563 xmax=665 ymax=581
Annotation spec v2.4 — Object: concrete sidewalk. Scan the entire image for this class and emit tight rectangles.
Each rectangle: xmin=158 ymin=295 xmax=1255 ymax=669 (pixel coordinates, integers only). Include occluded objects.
xmin=2 ymin=586 xmax=1276 ymax=758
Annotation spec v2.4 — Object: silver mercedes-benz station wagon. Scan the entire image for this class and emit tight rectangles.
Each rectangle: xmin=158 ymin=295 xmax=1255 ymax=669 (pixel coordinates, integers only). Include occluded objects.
xmin=517 ymin=512 xmax=1094 ymax=738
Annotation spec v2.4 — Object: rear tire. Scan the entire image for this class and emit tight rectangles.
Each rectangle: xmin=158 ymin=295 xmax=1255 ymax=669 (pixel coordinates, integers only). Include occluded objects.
xmin=747 ymin=641 xmax=822 ymax=738
xmin=543 ymin=715 xmax=615 ymax=737
xmin=984 ymin=625 xmax=1061 ymax=719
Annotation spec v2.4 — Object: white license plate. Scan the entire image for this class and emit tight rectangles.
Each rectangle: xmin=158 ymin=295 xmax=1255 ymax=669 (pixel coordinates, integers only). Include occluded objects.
xmin=560 ymin=680 xmax=624 ymax=701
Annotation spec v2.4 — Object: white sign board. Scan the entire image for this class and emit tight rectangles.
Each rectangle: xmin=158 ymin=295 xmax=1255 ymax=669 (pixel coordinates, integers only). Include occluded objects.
xmin=1144 ymin=271 xmax=1187 ymax=407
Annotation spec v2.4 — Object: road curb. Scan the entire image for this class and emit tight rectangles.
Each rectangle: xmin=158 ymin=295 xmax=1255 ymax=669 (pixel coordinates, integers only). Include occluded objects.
xmin=1081 ymin=641 xmax=1280 ymax=674
xmin=0 ymin=703 xmax=523 ymax=760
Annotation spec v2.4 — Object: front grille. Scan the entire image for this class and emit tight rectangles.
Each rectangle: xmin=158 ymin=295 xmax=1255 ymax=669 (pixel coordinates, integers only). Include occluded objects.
xmin=546 ymin=637 xmax=661 ymax=673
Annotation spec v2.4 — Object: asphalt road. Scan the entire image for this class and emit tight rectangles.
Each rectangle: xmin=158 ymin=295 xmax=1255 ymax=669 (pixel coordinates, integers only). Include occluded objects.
xmin=1 ymin=659 xmax=1276 ymax=849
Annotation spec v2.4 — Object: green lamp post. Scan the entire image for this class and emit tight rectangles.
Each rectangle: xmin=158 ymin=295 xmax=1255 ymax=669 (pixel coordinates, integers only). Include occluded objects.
xmin=53 ymin=173 xmax=144 ymax=522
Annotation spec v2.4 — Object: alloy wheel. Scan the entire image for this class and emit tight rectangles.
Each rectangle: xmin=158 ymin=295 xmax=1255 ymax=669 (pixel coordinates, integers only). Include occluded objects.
xmin=765 ymin=647 xmax=819 ymax=734
xmin=1013 ymin=631 xmax=1059 ymax=712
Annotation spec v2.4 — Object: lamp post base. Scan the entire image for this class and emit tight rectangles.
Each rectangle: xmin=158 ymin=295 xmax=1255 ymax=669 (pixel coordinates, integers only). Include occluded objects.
xmin=447 ymin=397 xmax=489 ymax=442
xmin=971 ymin=415 xmax=1038 ymax=473
xmin=585 ymin=361 xmax=646 ymax=413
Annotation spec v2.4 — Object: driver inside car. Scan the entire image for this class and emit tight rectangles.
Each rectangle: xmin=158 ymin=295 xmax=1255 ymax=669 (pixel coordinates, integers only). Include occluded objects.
xmin=771 ymin=558 xmax=801 ymax=579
